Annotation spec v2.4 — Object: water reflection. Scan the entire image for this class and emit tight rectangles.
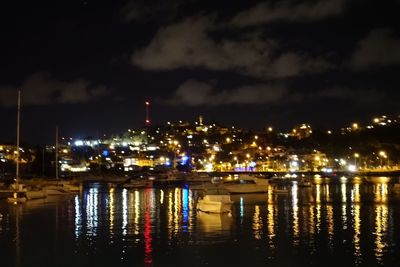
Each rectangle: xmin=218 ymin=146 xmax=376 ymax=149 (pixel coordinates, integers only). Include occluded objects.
xmin=341 ymin=183 xmax=348 ymax=230
xmin=197 ymin=212 xmax=232 ymax=233
xmin=267 ymin=189 xmax=276 ymax=255
xmin=144 ymin=189 xmax=153 ymax=265
xmin=86 ymin=187 xmax=99 ymax=236
xmin=122 ymin=189 xmax=128 ymax=236
xmin=353 ymin=202 xmax=362 ymax=265
xmin=252 ymin=205 xmax=262 ymax=240
xmin=1 ymin=180 xmax=400 ymax=267
xmin=291 ymin=183 xmax=299 ymax=245
xmin=74 ymin=195 xmax=81 ymax=238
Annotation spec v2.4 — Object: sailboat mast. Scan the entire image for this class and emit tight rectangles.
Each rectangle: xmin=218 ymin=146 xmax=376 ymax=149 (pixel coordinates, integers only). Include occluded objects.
xmin=16 ymin=90 xmax=21 ymax=183
xmin=55 ymin=125 xmax=59 ymax=180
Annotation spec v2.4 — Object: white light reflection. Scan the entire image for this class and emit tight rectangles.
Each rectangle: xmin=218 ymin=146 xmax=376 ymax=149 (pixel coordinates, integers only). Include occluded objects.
xmin=160 ymin=189 xmax=164 ymax=205
xmin=86 ymin=188 xmax=98 ymax=236
xmin=122 ymin=189 xmax=128 ymax=236
xmin=341 ymin=183 xmax=347 ymax=230
xmin=74 ymin=195 xmax=81 ymax=238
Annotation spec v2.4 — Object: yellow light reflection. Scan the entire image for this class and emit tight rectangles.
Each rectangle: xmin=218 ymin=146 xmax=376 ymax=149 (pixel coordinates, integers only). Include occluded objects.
xmin=267 ymin=194 xmax=276 ymax=252
xmin=325 ymin=184 xmax=331 ymax=203
xmin=168 ymin=191 xmax=173 ymax=240
xmin=134 ymin=190 xmax=140 ymax=235
xmin=353 ymin=203 xmax=362 ymax=264
xmin=292 ymin=184 xmax=299 ymax=245
xmin=326 ymin=205 xmax=334 ymax=249
xmin=341 ymin=183 xmax=347 ymax=230
xmin=374 ymin=183 xmax=388 ymax=203
xmin=109 ymin=188 xmax=114 ymax=233
xmin=374 ymin=204 xmax=388 ymax=263
xmin=352 ymin=184 xmax=361 ymax=203
xmin=315 ymin=184 xmax=321 ymax=233
xmin=252 ymin=205 xmax=262 ymax=240
xmin=174 ymin=188 xmax=181 ymax=234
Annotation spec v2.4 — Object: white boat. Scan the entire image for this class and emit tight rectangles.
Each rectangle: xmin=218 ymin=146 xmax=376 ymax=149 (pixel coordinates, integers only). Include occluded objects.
xmin=25 ymin=189 xmax=47 ymax=200
xmin=224 ymin=175 xmax=269 ymax=194
xmin=197 ymin=189 xmax=233 ymax=213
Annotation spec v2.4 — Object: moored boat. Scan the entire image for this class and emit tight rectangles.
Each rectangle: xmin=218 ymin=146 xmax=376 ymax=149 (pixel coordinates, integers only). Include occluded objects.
xmin=224 ymin=175 xmax=269 ymax=194
xmin=197 ymin=188 xmax=233 ymax=213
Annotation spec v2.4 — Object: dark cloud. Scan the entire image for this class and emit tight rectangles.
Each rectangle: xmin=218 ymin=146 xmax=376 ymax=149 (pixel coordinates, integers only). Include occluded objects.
xmin=165 ymin=79 xmax=288 ymax=106
xmin=351 ymin=28 xmax=400 ymax=70
xmin=230 ymin=0 xmax=346 ymax=27
xmin=315 ymin=87 xmax=385 ymax=105
xmin=132 ymin=16 xmax=333 ymax=79
xmin=0 ymin=72 xmax=110 ymax=107
xmin=165 ymin=80 xmax=385 ymax=107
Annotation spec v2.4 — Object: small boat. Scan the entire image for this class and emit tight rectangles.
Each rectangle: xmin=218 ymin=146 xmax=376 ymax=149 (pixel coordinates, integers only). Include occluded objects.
xmin=224 ymin=175 xmax=269 ymax=194
xmin=197 ymin=188 xmax=233 ymax=214
xmin=7 ymin=192 xmax=27 ymax=204
xmin=25 ymin=189 xmax=47 ymax=200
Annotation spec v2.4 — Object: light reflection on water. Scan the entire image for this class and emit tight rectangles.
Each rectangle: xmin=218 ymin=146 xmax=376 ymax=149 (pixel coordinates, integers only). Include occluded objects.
xmin=0 ymin=179 xmax=400 ymax=266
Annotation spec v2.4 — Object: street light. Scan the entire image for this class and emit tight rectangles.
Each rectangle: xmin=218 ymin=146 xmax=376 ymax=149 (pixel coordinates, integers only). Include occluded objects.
xmin=379 ymin=151 xmax=387 ymax=167
xmin=354 ymin=153 xmax=359 ymax=168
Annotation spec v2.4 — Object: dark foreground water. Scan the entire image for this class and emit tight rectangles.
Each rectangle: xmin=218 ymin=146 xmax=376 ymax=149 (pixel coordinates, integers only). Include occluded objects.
xmin=1 ymin=178 xmax=400 ymax=267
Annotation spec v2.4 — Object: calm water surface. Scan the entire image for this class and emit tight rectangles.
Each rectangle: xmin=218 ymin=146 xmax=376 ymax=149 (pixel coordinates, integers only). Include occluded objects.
xmin=1 ymin=178 xmax=400 ymax=267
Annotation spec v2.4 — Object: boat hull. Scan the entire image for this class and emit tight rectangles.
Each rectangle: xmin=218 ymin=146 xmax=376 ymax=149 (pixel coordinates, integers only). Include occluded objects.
xmin=225 ymin=185 xmax=268 ymax=194
xmin=197 ymin=200 xmax=233 ymax=213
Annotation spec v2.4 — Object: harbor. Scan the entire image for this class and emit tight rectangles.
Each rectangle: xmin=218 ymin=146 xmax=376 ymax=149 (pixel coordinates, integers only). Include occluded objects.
xmin=1 ymin=176 xmax=400 ymax=266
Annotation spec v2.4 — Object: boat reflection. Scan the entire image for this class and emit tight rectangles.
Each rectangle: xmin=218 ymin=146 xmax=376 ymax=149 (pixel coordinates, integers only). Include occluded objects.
xmin=197 ymin=212 xmax=232 ymax=232
xmin=2 ymin=180 xmax=400 ymax=267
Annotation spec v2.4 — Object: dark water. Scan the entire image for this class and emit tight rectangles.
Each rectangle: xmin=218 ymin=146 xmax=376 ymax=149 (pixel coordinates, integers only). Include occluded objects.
xmin=1 ymin=178 xmax=400 ymax=267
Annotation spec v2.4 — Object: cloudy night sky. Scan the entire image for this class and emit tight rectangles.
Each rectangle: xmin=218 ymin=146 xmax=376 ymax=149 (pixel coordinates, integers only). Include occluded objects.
xmin=1 ymin=0 xmax=400 ymax=143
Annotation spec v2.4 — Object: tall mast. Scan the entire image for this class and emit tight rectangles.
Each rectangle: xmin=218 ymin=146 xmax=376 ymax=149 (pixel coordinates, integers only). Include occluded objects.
xmin=55 ymin=125 xmax=59 ymax=179
xmin=15 ymin=90 xmax=21 ymax=183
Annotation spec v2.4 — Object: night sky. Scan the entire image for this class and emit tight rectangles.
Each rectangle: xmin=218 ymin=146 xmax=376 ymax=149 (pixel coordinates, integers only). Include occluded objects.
xmin=1 ymin=0 xmax=400 ymax=144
